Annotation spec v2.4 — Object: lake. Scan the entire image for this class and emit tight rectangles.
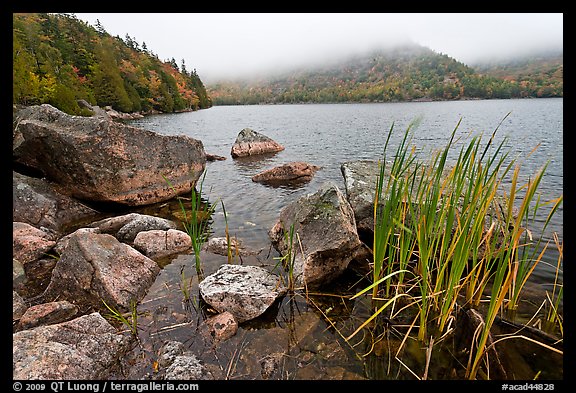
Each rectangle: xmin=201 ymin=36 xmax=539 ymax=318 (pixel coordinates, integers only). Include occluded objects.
xmin=130 ymin=98 xmax=563 ymax=279
xmin=125 ymin=98 xmax=563 ymax=380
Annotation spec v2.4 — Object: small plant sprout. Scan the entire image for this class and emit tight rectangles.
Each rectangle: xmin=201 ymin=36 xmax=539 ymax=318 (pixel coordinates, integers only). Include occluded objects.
xmin=102 ymin=298 xmax=139 ymax=336
xmin=273 ymin=222 xmax=297 ymax=291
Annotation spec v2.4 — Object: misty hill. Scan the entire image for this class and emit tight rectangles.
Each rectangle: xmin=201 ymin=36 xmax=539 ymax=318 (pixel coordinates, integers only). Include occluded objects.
xmin=207 ymin=44 xmax=562 ymax=105
xmin=13 ymin=13 xmax=212 ymax=116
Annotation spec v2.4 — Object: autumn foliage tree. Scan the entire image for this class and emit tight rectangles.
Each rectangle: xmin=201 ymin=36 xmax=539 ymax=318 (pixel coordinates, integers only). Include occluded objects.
xmin=13 ymin=13 xmax=212 ymax=115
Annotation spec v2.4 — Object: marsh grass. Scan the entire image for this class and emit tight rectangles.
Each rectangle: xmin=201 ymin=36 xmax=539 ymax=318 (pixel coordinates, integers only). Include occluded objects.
xmin=164 ymin=170 xmax=218 ymax=278
xmin=350 ymin=117 xmax=563 ymax=379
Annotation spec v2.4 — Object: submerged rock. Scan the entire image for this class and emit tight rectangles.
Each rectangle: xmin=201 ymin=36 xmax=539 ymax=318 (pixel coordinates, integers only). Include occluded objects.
xmin=203 ymin=236 xmax=260 ymax=257
xmin=157 ymin=341 xmax=219 ymax=380
xmin=199 ymin=311 xmax=238 ymax=343
xmin=13 ymin=104 xmax=206 ymax=206
xmin=206 ymin=152 xmax=227 ymax=161
xmin=199 ymin=264 xmax=287 ymax=323
xmin=230 ymin=128 xmax=284 ymax=158
xmin=252 ymin=161 xmax=321 ymax=186
xmin=269 ymin=182 xmax=362 ymax=289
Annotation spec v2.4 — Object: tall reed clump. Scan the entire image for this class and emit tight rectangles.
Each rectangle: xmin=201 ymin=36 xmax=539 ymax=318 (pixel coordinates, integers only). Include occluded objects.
xmin=164 ymin=170 xmax=218 ymax=278
xmin=348 ymin=117 xmax=563 ymax=379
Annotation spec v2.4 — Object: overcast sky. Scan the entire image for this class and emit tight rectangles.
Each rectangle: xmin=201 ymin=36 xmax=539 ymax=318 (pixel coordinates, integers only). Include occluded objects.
xmin=75 ymin=13 xmax=563 ymax=83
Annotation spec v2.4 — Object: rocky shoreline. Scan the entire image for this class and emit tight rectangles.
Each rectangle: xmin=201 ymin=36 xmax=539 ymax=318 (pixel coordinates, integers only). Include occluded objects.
xmin=13 ymin=104 xmax=560 ymax=380
xmin=13 ymin=104 xmax=354 ymax=380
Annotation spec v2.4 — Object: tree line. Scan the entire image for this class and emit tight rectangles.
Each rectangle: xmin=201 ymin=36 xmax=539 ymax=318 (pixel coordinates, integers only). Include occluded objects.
xmin=208 ymin=45 xmax=562 ymax=105
xmin=13 ymin=13 xmax=212 ymax=116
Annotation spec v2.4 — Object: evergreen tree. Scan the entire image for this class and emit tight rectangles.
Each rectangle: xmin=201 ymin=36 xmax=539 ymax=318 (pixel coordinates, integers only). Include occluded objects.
xmin=95 ymin=19 xmax=106 ymax=36
xmin=181 ymin=59 xmax=188 ymax=76
xmin=92 ymin=38 xmax=133 ymax=112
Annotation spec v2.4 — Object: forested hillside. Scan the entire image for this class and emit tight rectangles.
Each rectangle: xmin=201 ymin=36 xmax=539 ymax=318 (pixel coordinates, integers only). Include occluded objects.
xmin=473 ymin=54 xmax=563 ymax=98
xmin=13 ymin=13 xmax=212 ymax=116
xmin=207 ymin=44 xmax=563 ymax=105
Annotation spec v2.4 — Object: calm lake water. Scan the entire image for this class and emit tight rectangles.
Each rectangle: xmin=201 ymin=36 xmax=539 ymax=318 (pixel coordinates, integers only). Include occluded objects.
xmin=124 ymin=98 xmax=563 ymax=380
xmin=130 ymin=98 xmax=563 ymax=281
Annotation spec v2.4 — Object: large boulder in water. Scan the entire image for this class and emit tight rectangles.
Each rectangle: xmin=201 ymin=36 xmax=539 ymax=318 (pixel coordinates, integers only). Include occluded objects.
xmin=13 ymin=104 xmax=206 ymax=206
xmin=269 ymin=182 xmax=363 ymax=289
xmin=230 ymin=128 xmax=284 ymax=158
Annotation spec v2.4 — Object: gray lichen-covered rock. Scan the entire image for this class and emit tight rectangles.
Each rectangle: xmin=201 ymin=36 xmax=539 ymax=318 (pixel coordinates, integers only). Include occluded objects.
xmin=164 ymin=354 xmax=215 ymax=380
xmin=269 ymin=182 xmax=362 ymax=289
xmin=157 ymin=341 xmax=186 ymax=368
xmin=13 ymin=104 xmax=206 ymax=206
xmin=340 ymin=160 xmax=383 ymax=237
xmin=230 ymin=128 xmax=284 ymax=158
xmin=157 ymin=341 xmax=218 ymax=380
xmin=43 ymin=231 xmax=160 ymax=311
xmin=115 ymin=216 xmax=178 ymax=243
xmin=89 ymin=213 xmax=178 ymax=243
xmin=199 ymin=264 xmax=286 ymax=323
xmin=88 ymin=213 xmax=142 ymax=234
